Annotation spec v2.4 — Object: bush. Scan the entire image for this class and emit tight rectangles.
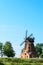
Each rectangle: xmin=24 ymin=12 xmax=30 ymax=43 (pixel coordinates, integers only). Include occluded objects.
xmin=40 ymin=53 xmax=43 ymax=58
xmin=0 ymin=62 xmax=4 ymax=65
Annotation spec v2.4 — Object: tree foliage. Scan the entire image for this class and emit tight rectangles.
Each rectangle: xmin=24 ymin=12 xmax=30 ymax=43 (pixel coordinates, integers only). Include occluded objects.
xmin=40 ymin=53 xmax=43 ymax=58
xmin=0 ymin=42 xmax=3 ymax=57
xmin=35 ymin=43 xmax=43 ymax=57
xmin=3 ymin=41 xmax=15 ymax=57
xmin=0 ymin=42 xmax=3 ymax=50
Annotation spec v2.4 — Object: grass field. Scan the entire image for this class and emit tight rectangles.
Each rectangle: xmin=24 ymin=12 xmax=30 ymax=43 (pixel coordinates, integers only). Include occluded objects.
xmin=0 ymin=58 xmax=43 ymax=65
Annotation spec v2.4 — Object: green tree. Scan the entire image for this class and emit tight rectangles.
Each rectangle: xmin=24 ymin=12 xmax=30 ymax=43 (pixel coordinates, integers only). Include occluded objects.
xmin=40 ymin=53 xmax=43 ymax=58
xmin=3 ymin=41 xmax=15 ymax=57
xmin=35 ymin=43 xmax=43 ymax=57
xmin=0 ymin=42 xmax=3 ymax=57
xmin=40 ymin=47 xmax=43 ymax=58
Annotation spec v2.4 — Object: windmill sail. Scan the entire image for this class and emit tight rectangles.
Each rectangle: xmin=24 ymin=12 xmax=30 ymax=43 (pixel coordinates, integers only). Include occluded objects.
xmin=20 ymin=41 xmax=25 ymax=46
xmin=25 ymin=30 xmax=28 ymax=40
xmin=29 ymin=33 xmax=33 ymax=38
xmin=20 ymin=30 xmax=28 ymax=46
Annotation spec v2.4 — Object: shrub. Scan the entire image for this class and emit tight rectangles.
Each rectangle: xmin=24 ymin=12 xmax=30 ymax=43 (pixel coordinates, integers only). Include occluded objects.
xmin=40 ymin=53 xmax=43 ymax=58
xmin=0 ymin=62 xmax=4 ymax=65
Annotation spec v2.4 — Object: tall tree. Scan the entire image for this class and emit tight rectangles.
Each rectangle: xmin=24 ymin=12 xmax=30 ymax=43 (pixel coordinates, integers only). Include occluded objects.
xmin=3 ymin=41 xmax=15 ymax=57
xmin=35 ymin=43 xmax=43 ymax=57
xmin=0 ymin=42 xmax=3 ymax=57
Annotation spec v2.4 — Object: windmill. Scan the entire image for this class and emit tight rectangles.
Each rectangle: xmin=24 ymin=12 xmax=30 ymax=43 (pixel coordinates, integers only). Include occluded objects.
xmin=20 ymin=30 xmax=37 ymax=58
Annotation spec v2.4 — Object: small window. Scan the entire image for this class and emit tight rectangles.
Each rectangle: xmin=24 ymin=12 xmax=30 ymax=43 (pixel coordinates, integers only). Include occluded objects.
xmin=27 ymin=56 xmax=28 ymax=58
xmin=28 ymin=47 xmax=30 ymax=49
xmin=25 ymin=53 xmax=26 ymax=55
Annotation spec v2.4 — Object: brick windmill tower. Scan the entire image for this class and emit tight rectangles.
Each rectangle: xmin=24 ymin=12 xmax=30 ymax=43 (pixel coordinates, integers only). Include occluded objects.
xmin=20 ymin=30 xmax=37 ymax=58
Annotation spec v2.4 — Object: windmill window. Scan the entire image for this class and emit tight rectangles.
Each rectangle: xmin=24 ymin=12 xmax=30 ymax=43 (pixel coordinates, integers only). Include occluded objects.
xmin=25 ymin=53 xmax=26 ymax=55
xmin=27 ymin=56 xmax=28 ymax=58
xmin=28 ymin=47 xmax=30 ymax=49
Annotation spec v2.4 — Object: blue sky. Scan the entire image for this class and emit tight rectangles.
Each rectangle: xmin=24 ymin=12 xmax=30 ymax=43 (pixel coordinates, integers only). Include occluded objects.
xmin=0 ymin=0 xmax=43 ymax=57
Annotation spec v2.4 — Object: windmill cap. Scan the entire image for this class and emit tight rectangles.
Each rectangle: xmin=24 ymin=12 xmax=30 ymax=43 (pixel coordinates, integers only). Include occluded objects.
xmin=26 ymin=37 xmax=35 ymax=42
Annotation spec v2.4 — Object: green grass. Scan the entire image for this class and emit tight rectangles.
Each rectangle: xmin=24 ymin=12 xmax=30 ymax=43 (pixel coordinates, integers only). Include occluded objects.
xmin=0 ymin=58 xmax=43 ymax=65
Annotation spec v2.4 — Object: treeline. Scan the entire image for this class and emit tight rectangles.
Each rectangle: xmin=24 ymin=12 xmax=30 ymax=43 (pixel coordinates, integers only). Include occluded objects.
xmin=0 ymin=41 xmax=43 ymax=58
xmin=0 ymin=41 xmax=15 ymax=57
